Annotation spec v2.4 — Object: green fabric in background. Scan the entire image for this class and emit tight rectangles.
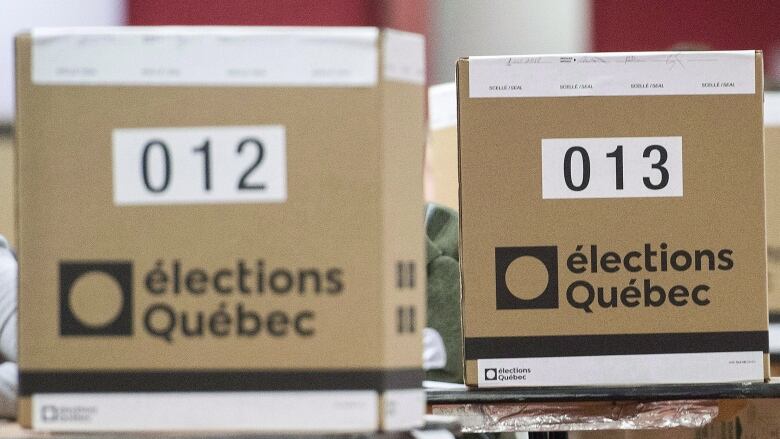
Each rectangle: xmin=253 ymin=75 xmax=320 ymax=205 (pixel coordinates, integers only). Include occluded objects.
xmin=424 ymin=203 xmax=463 ymax=383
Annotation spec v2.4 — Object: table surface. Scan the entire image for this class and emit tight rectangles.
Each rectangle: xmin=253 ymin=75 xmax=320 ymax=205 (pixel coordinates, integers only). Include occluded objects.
xmin=2 ymin=383 xmax=779 ymax=437
xmin=0 ymin=422 xmax=458 ymax=439
xmin=426 ymin=380 xmax=780 ymax=403
xmin=0 ymin=415 xmax=460 ymax=439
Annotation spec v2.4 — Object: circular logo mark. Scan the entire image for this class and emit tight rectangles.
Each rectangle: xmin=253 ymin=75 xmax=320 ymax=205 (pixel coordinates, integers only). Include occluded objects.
xmin=504 ymin=256 xmax=550 ymax=301
xmin=68 ymin=271 xmax=125 ymax=328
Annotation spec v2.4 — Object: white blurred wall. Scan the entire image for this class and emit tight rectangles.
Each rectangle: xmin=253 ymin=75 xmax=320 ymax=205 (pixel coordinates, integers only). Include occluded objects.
xmin=0 ymin=0 xmax=126 ymax=123
xmin=430 ymin=0 xmax=592 ymax=83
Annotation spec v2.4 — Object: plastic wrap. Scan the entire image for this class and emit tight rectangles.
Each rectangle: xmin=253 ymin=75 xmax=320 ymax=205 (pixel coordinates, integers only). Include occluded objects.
xmin=430 ymin=400 xmax=717 ymax=432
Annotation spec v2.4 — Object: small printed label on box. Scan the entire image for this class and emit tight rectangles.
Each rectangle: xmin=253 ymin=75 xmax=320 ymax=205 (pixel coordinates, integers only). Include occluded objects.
xmin=468 ymin=51 xmax=756 ymax=98
xmin=113 ymin=125 xmax=286 ymax=205
xmin=542 ymin=136 xmax=683 ymax=199
xmin=477 ymin=351 xmax=764 ymax=387
xmin=32 ymin=27 xmax=379 ymax=87
xmin=32 ymin=391 xmax=378 ymax=431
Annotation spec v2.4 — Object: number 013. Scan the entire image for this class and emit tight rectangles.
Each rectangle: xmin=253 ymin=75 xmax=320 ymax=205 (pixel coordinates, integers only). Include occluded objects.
xmin=542 ymin=137 xmax=682 ymax=199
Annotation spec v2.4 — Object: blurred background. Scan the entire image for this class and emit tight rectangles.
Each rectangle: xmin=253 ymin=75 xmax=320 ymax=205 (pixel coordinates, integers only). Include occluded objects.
xmin=3 ymin=0 xmax=780 ymax=126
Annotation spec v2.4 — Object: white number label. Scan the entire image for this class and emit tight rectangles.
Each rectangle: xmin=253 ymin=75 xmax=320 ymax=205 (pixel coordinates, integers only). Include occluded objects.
xmin=542 ymin=137 xmax=682 ymax=199
xmin=113 ymin=126 xmax=286 ymax=205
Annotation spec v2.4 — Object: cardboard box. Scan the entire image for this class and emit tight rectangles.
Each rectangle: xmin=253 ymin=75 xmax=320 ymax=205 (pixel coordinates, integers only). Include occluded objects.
xmin=425 ymin=83 xmax=458 ymax=210
xmin=457 ymin=51 xmax=769 ymax=387
xmin=0 ymin=135 xmax=13 ymax=246
xmin=15 ymin=27 xmax=426 ymax=432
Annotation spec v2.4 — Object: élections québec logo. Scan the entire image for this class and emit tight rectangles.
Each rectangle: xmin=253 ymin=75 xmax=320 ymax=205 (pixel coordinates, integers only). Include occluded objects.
xmin=495 ymin=243 xmax=733 ymax=312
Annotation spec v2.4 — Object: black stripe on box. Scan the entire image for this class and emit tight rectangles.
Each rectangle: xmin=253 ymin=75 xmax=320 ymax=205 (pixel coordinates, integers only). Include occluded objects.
xmin=464 ymin=331 xmax=768 ymax=360
xmin=19 ymin=368 xmax=423 ymax=396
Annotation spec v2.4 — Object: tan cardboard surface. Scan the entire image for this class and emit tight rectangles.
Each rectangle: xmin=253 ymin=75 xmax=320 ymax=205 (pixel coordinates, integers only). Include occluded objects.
xmin=766 ymin=126 xmax=780 ymax=311
xmin=457 ymin=53 xmax=768 ymax=385
xmin=18 ymin=40 xmax=380 ymax=369
xmin=380 ymin=80 xmax=426 ymax=366
xmin=0 ymin=136 xmax=13 ymax=246
xmin=15 ymin=29 xmax=425 ymax=428
xmin=426 ymin=126 xmax=459 ymax=210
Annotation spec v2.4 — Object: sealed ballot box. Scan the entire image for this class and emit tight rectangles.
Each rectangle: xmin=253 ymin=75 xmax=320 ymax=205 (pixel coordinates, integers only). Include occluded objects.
xmin=456 ymin=51 xmax=768 ymax=387
xmin=15 ymin=27 xmax=426 ymax=432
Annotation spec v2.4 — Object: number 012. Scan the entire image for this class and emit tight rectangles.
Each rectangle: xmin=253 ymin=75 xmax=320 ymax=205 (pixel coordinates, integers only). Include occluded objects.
xmin=140 ymin=137 xmax=267 ymax=193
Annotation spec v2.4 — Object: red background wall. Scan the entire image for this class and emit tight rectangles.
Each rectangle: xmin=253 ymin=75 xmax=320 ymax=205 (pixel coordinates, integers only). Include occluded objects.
xmin=129 ymin=1 xmax=780 ymax=87
xmin=593 ymin=0 xmax=780 ymax=86
xmin=128 ymin=0 xmax=426 ymax=33
xmin=130 ymin=0 xmax=375 ymax=27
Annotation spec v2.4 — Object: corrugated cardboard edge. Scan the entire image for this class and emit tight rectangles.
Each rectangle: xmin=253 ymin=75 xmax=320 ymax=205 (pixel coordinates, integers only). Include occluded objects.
xmin=765 ymin=353 xmax=771 ymax=381
xmin=455 ymin=58 xmax=475 ymax=386
xmin=377 ymin=28 xmax=426 ymax=431
xmin=0 ymin=136 xmax=15 ymax=247
xmin=15 ymin=35 xmax=28 ymax=424
xmin=758 ymin=51 xmax=770 ymax=382
xmin=18 ymin=397 xmax=30 ymax=428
